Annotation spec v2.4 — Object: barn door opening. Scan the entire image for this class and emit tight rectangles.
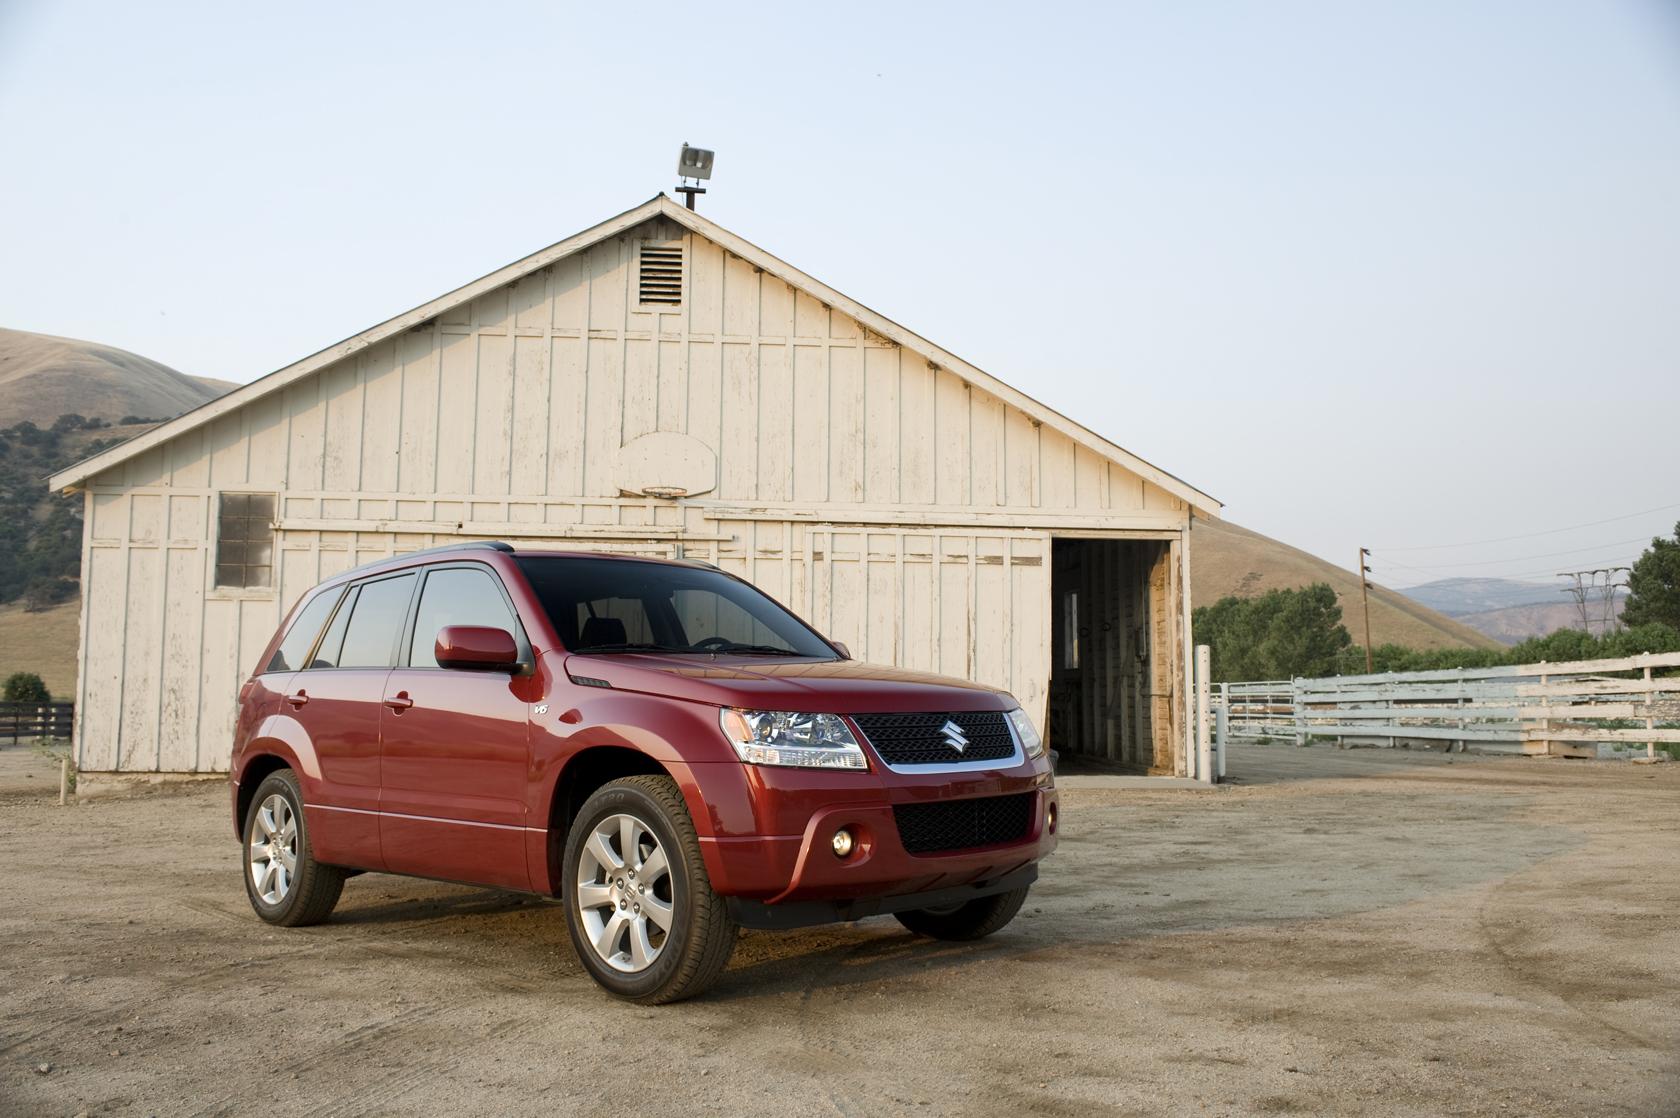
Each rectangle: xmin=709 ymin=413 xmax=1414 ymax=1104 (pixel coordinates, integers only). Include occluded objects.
xmin=1048 ymin=538 xmax=1175 ymax=773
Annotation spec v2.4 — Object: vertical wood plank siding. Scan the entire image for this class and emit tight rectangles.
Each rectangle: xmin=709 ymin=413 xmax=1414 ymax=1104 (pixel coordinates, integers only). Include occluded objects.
xmin=74 ymin=217 xmax=1190 ymax=772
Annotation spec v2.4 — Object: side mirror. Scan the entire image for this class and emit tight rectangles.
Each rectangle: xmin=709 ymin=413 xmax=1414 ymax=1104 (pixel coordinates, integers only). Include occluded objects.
xmin=831 ymin=641 xmax=851 ymax=660
xmin=435 ymin=625 xmax=519 ymax=671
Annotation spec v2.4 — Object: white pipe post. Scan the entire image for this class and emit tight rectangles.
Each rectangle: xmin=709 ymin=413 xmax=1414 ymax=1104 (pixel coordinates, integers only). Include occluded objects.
xmin=1645 ymin=665 xmax=1656 ymax=762
xmin=1215 ymin=704 xmax=1228 ymax=779
xmin=1195 ymin=644 xmax=1213 ymax=784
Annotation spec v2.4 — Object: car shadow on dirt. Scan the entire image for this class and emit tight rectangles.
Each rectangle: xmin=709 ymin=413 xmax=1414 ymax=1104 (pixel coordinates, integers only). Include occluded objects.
xmin=327 ymin=884 xmax=540 ymax=926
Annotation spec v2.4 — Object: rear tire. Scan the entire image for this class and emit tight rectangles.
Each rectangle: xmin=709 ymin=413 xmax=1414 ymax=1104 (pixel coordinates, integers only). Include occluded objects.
xmin=241 ymin=769 xmax=346 ymax=927
xmin=895 ymin=885 xmax=1030 ymax=941
xmin=561 ymin=775 xmax=737 ymax=1004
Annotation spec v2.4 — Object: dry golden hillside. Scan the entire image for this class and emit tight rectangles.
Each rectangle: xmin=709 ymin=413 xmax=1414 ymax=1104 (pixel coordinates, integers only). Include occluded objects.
xmin=0 ymin=327 xmax=233 ymax=428
xmin=0 ymin=599 xmax=80 ymax=700
xmin=1190 ymin=517 xmax=1501 ymax=652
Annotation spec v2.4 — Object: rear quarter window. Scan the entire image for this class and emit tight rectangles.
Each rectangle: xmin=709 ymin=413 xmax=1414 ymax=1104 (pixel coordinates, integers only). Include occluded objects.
xmin=264 ymin=588 xmax=343 ymax=674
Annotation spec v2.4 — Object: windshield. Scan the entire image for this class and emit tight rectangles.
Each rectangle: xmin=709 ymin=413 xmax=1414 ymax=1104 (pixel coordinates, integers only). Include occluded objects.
xmin=515 ymin=557 xmax=838 ymax=658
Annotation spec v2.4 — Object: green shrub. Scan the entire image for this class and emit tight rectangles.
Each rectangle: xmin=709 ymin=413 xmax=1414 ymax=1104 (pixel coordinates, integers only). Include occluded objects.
xmin=3 ymin=672 xmax=50 ymax=703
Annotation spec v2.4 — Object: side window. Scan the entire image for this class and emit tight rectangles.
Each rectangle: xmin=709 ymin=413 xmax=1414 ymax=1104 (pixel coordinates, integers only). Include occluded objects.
xmin=335 ymin=573 xmax=417 ymax=669
xmin=408 ymin=568 xmax=518 ymax=668
xmin=266 ymin=588 xmax=342 ymax=673
xmin=216 ymin=493 xmax=276 ymax=589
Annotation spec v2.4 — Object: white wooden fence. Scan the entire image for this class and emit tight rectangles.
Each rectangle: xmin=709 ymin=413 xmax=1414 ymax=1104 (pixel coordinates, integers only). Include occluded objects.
xmin=1211 ymin=651 xmax=1680 ymax=760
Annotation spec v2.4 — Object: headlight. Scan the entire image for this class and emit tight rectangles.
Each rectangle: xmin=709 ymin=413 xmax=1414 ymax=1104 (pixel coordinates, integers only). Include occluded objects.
xmin=718 ymin=708 xmax=869 ymax=770
xmin=1006 ymin=707 xmax=1045 ymax=759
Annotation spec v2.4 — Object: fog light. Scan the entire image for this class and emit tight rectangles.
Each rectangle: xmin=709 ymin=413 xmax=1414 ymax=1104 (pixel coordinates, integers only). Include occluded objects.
xmin=1046 ymin=802 xmax=1058 ymax=834
xmin=831 ymin=827 xmax=855 ymax=858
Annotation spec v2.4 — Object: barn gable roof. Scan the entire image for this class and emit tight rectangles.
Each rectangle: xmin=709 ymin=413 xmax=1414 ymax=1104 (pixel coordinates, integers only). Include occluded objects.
xmin=51 ymin=195 xmax=1220 ymax=514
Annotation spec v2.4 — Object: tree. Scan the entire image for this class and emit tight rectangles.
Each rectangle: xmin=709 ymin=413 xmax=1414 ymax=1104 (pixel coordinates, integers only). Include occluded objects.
xmin=3 ymin=672 xmax=50 ymax=703
xmin=1621 ymin=522 xmax=1680 ymax=631
xmin=1194 ymin=583 xmax=1353 ymax=682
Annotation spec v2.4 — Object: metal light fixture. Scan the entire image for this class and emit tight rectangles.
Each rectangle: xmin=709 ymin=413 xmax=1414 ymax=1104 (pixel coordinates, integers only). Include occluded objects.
xmin=676 ymin=142 xmax=714 ymax=210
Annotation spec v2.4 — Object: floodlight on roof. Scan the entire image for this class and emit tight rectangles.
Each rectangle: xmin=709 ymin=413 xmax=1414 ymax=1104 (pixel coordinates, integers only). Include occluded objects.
xmin=678 ymin=144 xmax=714 ymax=180
xmin=675 ymin=142 xmax=714 ymax=210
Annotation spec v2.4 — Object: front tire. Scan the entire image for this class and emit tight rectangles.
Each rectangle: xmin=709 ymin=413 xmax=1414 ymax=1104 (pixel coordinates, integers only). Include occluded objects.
xmin=241 ymin=769 xmax=346 ymax=927
xmin=895 ymin=885 xmax=1030 ymax=941
xmin=561 ymin=775 xmax=737 ymax=1004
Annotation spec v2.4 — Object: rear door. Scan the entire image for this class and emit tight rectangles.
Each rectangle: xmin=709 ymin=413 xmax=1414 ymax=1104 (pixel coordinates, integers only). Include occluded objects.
xmin=286 ymin=571 xmax=418 ymax=870
xmin=378 ymin=563 xmax=534 ymax=891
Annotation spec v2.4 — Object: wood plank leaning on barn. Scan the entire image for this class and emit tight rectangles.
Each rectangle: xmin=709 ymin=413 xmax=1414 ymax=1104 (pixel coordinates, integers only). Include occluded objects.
xmin=50 ymin=195 xmax=1221 ymax=778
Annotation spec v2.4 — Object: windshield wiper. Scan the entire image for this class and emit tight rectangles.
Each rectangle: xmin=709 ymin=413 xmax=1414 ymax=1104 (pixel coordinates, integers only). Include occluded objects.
xmin=573 ymin=642 xmax=693 ymax=654
xmin=704 ymin=643 xmax=802 ymax=655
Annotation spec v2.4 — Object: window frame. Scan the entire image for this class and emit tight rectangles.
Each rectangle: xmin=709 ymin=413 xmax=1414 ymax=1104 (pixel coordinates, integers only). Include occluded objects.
xmin=399 ymin=561 xmax=532 ymax=672
xmin=294 ymin=571 xmax=419 ymax=673
xmin=213 ymin=492 xmax=278 ymax=592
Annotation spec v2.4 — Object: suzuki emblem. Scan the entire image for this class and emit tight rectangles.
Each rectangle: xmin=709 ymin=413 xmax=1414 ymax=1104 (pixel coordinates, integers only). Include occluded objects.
xmin=939 ymin=719 xmax=969 ymax=753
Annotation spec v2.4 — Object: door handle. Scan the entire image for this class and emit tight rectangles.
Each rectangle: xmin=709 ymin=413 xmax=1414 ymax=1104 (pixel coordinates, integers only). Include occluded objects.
xmin=286 ymin=690 xmax=309 ymax=709
xmin=384 ymin=692 xmax=414 ymax=713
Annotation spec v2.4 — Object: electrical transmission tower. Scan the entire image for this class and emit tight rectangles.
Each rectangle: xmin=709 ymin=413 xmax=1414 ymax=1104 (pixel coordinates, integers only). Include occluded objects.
xmin=1557 ymin=568 xmax=1630 ymax=635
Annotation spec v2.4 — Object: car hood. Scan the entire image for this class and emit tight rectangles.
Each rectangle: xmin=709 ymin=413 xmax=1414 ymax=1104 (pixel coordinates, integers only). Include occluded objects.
xmin=557 ymin=652 xmax=1015 ymax=713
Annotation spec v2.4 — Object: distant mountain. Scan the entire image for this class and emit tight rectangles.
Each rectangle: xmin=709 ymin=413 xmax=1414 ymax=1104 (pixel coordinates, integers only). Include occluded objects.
xmin=1399 ymin=577 xmax=1626 ymax=644
xmin=0 ymin=327 xmax=234 ymax=428
xmin=1451 ymin=597 xmax=1627 ymax=645
xmin=1398 ymin=577 xmax=1563 ymax=616
xmin=1190 ymin=518 xmax=1501 ymax=651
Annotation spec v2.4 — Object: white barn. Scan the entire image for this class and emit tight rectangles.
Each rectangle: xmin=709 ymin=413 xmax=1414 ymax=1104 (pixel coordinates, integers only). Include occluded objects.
xmin=51 ymin=195 xmax=1220 ymax=781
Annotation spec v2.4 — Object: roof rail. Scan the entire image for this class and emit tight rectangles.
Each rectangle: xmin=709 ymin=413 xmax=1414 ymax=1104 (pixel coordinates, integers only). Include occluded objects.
xmin=340 ymin=539 xmax=514 ymax=578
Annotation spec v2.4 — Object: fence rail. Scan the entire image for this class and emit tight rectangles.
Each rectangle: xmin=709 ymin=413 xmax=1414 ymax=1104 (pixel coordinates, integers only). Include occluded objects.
xmin=0 ymin=702 xmax=74 ymax=743
xmin=1211 ymin=651 xmax=1680 ymax=759
xmin=1215 ymin=680 xmax=1296 ymax=742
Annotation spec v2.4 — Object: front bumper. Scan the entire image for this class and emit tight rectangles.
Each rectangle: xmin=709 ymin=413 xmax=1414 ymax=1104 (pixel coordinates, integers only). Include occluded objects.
xmin=691 ymin=758 xmax=1058 ymax=908
xmin=727 ymin=863 xmax=1039 ymax=930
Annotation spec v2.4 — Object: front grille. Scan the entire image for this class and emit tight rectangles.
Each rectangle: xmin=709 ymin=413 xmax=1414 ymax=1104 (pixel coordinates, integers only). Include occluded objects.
xmin=893 ymin=792 xmax=1035 ymax=855
xmin=852 ymin=711 xmax=1015 ymax=767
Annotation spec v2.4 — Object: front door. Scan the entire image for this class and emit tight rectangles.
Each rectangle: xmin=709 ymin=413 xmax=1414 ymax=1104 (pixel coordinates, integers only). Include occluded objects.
xmin=378 ymin=563 xmax=533 ymax=891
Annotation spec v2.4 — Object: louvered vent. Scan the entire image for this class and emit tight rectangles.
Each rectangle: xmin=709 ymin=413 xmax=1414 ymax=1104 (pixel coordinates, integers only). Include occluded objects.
xmin=638 ymin=244 xmax=683 ymax=305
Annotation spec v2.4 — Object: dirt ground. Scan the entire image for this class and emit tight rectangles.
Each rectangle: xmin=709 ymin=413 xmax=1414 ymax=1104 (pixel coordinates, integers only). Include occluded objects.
xmin=1 ymin=744 xmax=1676 ymax=1118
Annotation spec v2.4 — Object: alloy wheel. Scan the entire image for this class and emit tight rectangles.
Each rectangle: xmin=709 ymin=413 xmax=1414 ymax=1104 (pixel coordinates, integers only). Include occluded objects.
xmin=575 ymin=812 xmax=675 ymax=973
xmin=248 ymin=793 xmax=298 ymax=905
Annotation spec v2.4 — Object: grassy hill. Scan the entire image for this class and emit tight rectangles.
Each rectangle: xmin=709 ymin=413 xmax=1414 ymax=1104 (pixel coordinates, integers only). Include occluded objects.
xmin=0 ymin=327 xmax=233 ymax=427
xmin=0 ymin=328 xmax=234 ymax=701
xmin=1190 ymin=517 xmax=1501 ymax=652
xmin=0 ymin=599 xmax=80 ymax=700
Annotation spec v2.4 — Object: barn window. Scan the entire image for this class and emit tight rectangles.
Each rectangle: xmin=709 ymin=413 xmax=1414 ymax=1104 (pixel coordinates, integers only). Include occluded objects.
xmin=638 ymin=242 xmax=683 ymax=306
xmin=216 ymin=493 xmax=276 ymax=589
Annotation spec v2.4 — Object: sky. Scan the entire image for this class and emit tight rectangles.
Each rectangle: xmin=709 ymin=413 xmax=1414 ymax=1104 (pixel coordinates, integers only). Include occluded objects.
xmin=2 ymin=0 xmax=1677 ymax=589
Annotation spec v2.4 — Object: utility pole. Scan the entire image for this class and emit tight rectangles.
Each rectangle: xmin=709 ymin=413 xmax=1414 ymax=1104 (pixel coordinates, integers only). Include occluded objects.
xmin=1358 ymin=547 xmax=1374 ymax=673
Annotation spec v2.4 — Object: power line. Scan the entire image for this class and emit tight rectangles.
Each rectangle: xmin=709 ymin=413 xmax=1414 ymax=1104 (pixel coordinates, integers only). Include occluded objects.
xmin=1371 ymin=501 xmax=1680 ymax=552
xmin=1383 ymin=552 xmax=1644 ymax=586
xmin=1371 ymin=534 xmax=1655 ymax=572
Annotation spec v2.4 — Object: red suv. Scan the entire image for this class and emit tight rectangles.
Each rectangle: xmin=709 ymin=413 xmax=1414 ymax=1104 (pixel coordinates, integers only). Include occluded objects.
xmin=231 ymin=542 xmax=1058 ymax=1002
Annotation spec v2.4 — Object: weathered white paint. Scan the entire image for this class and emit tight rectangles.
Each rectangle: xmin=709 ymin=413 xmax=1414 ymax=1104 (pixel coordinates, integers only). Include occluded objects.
xmin=62 ymin=205 xmax=1212 ymax=774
